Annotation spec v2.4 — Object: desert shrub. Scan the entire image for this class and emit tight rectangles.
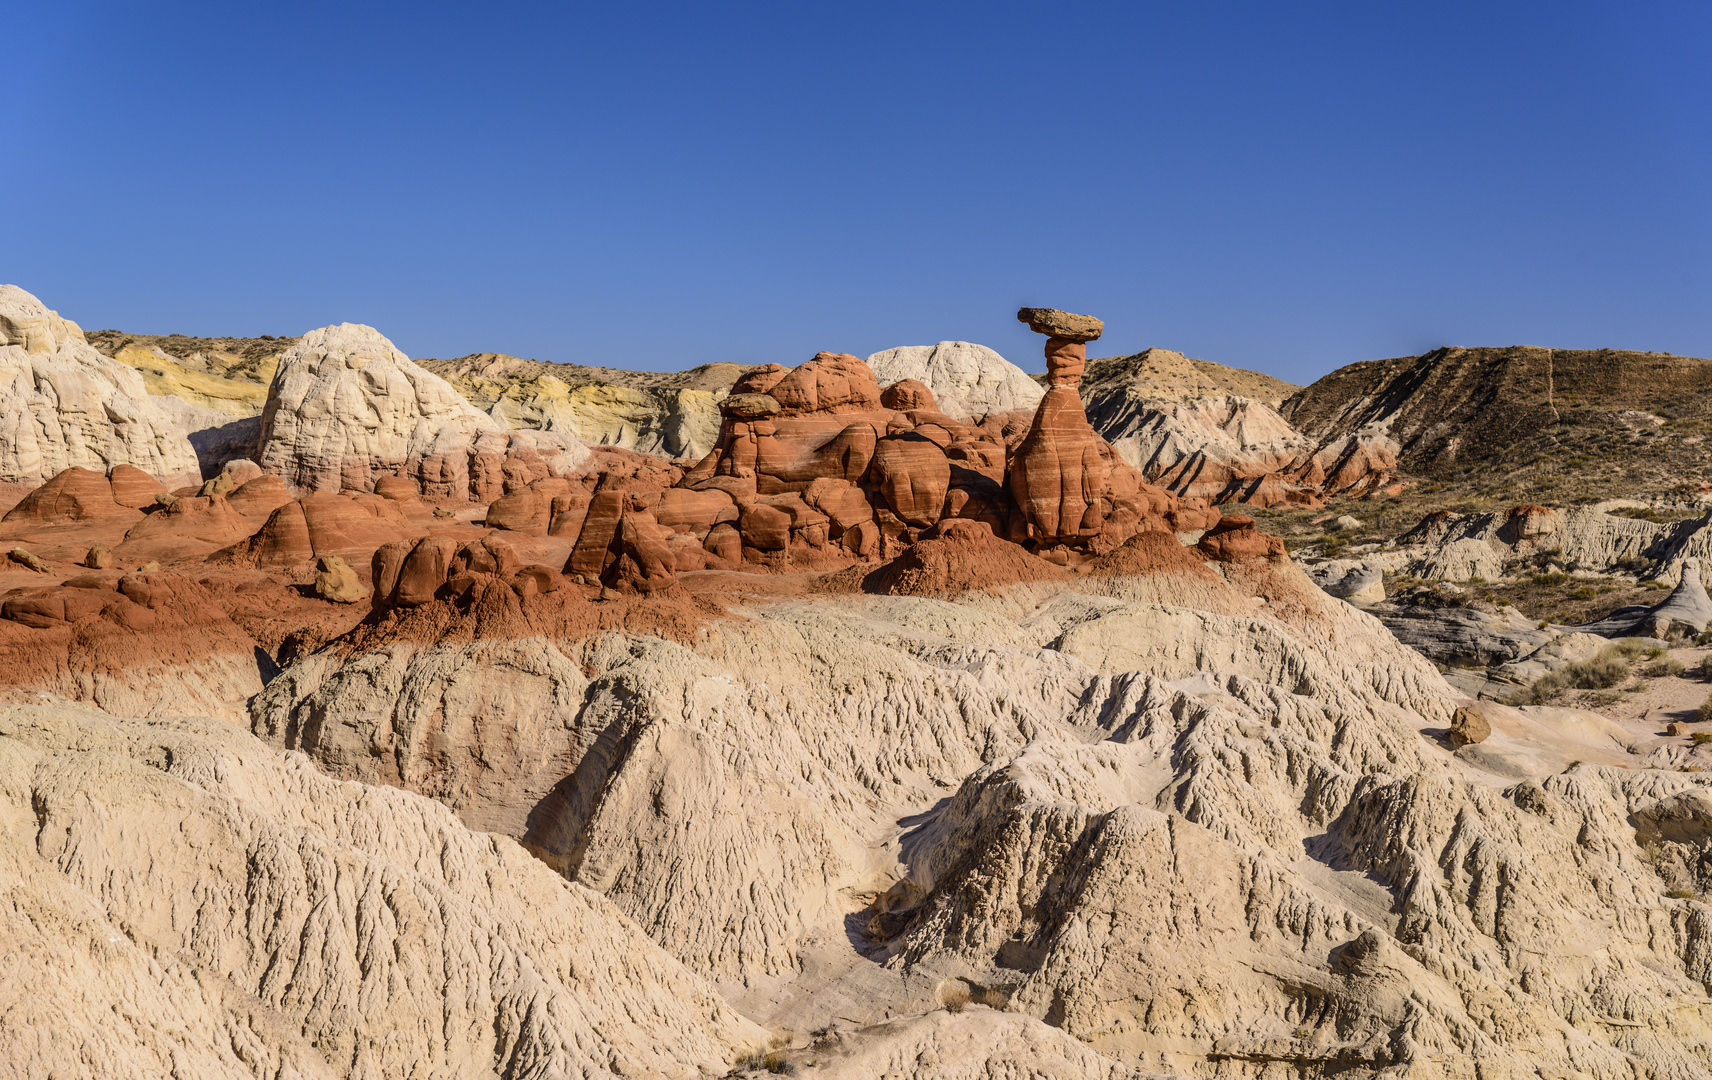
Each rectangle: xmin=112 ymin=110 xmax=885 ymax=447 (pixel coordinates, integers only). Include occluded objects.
xmin=1568 ymin=653 xmax=1632 ymax=689
xmin=1667 ymin=889 xmax=1696 ymax=900
xmin=1694 ymin=730 xmax=1712 ymax=745
xmin=1645 ymin=657 xmax=1686 ymax=678
xmin=1698 ymin=655 xmax=1712 ymax=681
xmin=1510 ymin=648 xmax=1632 ymax=705
xmin=939 ymin=980 xmax=972 ymax=1013
xmin=1642 ymin=579 xmax=1668 ymax=590
xmin=734 ymin=1046 xmax=792 ymax=1075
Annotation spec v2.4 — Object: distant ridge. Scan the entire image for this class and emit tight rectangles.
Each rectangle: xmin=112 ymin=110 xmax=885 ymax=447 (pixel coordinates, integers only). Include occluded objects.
xmin=1283 ymin=345 xmax=1712 ymax=501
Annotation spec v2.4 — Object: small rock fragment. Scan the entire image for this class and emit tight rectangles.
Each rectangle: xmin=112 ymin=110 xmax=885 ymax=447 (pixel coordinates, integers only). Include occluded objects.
xmin=8 ymin=548 xmax=50 ymax=573
xmin=84 ymin=543 xmax=111 ymax=569
xmin=314 ymin=555 xmax=370 ymax=604
xmin=1449 ymin=705 xmax=1491 ymax=747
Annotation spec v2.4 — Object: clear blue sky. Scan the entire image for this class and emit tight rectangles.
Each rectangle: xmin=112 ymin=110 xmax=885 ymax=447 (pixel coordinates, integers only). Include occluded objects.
xmin=6 ymin=2 xmax=1708 ymax=382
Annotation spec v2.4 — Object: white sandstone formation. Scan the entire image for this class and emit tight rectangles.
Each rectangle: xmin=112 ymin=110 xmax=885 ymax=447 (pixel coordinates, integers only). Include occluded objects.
xmin=0 ymin=286 xmax=201 ymax=487
xmin=0 ymin=701 xmax=764 ymax=1079
xmin=1398 ymin=504 xmax=1712 ymax=590
xmin=250 ymin=554 xmax=1712 ymax=1077
xmin=489 ymin=379 xmax=726 ymax=460
xmin=1098 ymin=393 xmax=1312 ymax=501
xmin=1078 ymin=348 xmax=1398 ymax=506
xmin=255 ymin=323 xmax=589 ymax=498
xmin=867 ymin=341 xmax=1045 ymax=422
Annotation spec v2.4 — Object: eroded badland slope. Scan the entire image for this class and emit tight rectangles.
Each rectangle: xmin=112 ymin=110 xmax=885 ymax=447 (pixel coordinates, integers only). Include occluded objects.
xmin=5 ymin=286 xmax=1712 ymax=1079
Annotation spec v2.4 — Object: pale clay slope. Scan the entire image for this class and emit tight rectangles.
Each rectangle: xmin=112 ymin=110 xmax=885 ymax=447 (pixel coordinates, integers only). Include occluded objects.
xmin=252 ymin=560 xmax=1712 ymax=1078
xmin=0 ymin=701 xmax=764 ymax=1080
xmin=0 ymin=285 xmax=201 ymax=487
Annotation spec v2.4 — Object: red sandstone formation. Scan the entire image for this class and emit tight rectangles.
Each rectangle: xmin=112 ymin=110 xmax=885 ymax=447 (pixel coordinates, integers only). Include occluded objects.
xmin=0 ymin=466 xmax=145 ymax=531
xmin=1196 ymin=514 xmax=1288 ymax=562
xmin=1501 ymin=503 xmax=1558 ymax=547
xmin=218 ymin=491 xmax=421 ymax=569
xmin=116 ymin=493 xmax=257 ymax=563
xmin=0 ymin=308 xmax=1290 ymax=685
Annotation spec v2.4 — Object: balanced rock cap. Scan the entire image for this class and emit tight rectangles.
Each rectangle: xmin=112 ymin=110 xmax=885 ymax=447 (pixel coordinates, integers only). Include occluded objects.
xmin=1016 ymin=307 xmax=1104 ymax=343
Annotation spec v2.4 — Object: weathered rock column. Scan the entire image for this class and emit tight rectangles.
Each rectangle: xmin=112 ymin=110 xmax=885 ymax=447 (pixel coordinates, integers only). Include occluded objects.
xmin=1007 ymin=307 xmax=1109 ymax=544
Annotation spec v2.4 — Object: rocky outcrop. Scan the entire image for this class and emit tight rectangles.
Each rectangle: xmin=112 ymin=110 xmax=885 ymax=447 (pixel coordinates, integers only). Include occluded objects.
xmin=1366 ymin=601 xmax=1556 ymax=670
xmin=1305 ymin=558 xmax=1386 ymax=604
xmin=1395 ymin=503 xmax=1712 ymax=589
xmin=0 ymin=286 xmax=201 ymax=487
xmin=1006 ymin=312 xmax=1212 ymax=549
xmin=217 ymin=490 xmax=423 ymax=570
xmin=0 ymin=701 xmax=763 ymax=1079
xmin=1577 ymin=556 xmax=1712 ymax=639
xmin=255 ymin=324 xmax=590 ymax=499
xmin=0 ymin=571 xmax=268 ymax=720
xmin=1080 ymin=347 xmax=1398 ymax=508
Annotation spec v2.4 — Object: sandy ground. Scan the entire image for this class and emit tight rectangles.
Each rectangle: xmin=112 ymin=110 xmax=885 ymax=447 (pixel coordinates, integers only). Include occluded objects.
xmin=1570 ymin=644 xmax=1712 ymax=768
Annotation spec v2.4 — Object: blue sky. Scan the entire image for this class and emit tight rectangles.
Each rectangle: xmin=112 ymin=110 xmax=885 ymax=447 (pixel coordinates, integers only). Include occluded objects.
xmin=6 ymin=1 xmax=1708 ymax=382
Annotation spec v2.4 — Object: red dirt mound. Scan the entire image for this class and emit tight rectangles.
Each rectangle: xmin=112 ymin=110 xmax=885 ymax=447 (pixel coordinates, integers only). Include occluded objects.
xmin=0 ymin=570 xmax=260 ymax=695
xmin=1084 ymin=528 xmax=1221 ymax=581
xmin=868 ymin=519 xmax=1070 ymax=597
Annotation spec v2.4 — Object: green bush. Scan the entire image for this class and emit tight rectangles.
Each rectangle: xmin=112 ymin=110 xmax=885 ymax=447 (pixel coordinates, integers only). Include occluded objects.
xmin=1693 ymin=730 xmax=1712 ymax=745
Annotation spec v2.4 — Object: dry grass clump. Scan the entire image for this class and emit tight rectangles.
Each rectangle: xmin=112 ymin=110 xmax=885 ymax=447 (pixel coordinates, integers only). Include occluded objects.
xmin=1510 ymin=644 xmax=1645 ymax=705
xmin=940 ymin=980 xmax=972 ymax=1013
xmin=1645 ymin=657 xmax=1686 ymax=678
xmin=734 ymin=1037 xmax=793 ymax=1075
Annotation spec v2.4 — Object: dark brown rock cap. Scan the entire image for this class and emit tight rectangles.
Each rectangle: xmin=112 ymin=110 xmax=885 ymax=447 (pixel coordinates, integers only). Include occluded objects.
xmin=1017 ymin=307 xmax=1103 ymax=343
